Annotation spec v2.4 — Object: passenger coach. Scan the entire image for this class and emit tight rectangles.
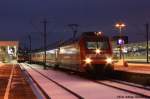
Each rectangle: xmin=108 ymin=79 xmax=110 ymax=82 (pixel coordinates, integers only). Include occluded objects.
xmin=31 ymin=32 xmax=114 ymax=74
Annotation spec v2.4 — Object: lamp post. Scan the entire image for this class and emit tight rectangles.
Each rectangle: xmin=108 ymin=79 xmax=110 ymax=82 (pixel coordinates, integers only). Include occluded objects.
xmin=115 ymin=21 xmax=126 ymax=64
xmin=146 ymin=23 xmax=149 ymax=63
xmin=42 ymin=18 xmax=47 ymax=69
xmin=28 ymin=35 xmax=31 ymax=64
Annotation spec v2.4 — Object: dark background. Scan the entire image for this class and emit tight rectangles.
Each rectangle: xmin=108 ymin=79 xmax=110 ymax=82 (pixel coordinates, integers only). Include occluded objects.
xmin=0 ymin=0 xmax=150 ymax=49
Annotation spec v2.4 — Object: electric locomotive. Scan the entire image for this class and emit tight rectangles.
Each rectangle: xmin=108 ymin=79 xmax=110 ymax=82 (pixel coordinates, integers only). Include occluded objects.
xmin=31 ymin=32 xmax=114 ymax=74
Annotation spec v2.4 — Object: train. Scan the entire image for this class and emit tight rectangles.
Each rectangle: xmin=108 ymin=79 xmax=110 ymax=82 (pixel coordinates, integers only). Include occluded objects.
xmin=17 ymin=51 xmax=29 ymax=63
xmin=29 ymin=32 xmax=114 ymax=74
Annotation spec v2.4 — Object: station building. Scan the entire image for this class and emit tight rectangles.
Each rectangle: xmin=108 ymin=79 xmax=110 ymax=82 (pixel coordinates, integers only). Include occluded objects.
xmin=0 ymin=41 xmax=19 ymax=63
xmin=112 ymin=40 xmax=150 ymax=62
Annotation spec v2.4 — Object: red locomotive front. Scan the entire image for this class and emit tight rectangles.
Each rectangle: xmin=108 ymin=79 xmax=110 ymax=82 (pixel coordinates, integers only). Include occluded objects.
xmin=79 ymin=32 xmax=114 ymax=73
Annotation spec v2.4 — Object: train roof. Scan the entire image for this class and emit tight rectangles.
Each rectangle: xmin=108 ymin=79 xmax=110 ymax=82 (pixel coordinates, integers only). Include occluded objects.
xmin=81 ymin=32 xmax=109 ymax=38
xmin=31 ymin=32 xmax=109 ymax=53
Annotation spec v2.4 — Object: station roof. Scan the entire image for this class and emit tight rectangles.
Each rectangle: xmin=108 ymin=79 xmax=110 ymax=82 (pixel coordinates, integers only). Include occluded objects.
xmin=0 ymin=41 xmax=19 ymax=47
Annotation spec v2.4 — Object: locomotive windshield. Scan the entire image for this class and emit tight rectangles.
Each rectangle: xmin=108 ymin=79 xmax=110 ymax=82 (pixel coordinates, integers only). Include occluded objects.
xmin=86 ymin=40 xmax=110 ymax=50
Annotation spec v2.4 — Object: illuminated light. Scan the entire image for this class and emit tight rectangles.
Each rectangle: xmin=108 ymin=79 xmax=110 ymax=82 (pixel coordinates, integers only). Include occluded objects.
xmin=118 ymin=38 xmax=124 ymax=45
xmin=122 ymin=47 xmax=127 ymax=53
xmin=115 ymin=22 xmax=126 ymax=34
xmin=115 ymin=24 xmax=120 ymax=27
xmin=95 ymin=31 xmax=102 ymax=36
xmin=121 ymin=24 xmax=126 ymax=27
xmin=47 ymin=49 xmax=56 ymax=54
xmin=60 ymin=48 xmax=65 ymax=53
xmin=106 ymin=57 xmax=112 ymax=64
xmin=95 ymin=48 xmax=101 ymax=54
xmin=98 ymin=32 xmax=102 ymax=35
xmin=115 ymin=22 xmax=126 ymax=29
xmin=84 ymin=57 xmax=92 ymax=64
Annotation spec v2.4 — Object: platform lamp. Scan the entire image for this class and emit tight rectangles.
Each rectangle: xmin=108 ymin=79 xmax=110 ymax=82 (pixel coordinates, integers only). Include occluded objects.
xmin=115 ymin=21 xmax=126 ymax=64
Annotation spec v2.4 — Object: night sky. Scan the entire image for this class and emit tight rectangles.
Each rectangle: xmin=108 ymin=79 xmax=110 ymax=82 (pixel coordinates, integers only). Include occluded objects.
xmin=0 ymin=0 xmax=150 ymax=49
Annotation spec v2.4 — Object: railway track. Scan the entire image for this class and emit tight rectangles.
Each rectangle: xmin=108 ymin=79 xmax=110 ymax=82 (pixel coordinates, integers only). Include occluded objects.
xmin=109 ymin=79 xmax=150 ymax=91
xmin=55 ymin=64 xmax=150 ymax=98
xmin=21 ymin=64 xmax=84 ymax=99
xmin=94 ymin=79 xmax=150 ymax=98
xmin=22 ymin=63 xmax=150 ymax=99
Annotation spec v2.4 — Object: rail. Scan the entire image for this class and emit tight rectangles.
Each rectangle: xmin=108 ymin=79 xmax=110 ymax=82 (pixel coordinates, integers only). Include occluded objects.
xmin=94 ymin=79 xmax=150 ymax=98
xmin=24 ymin=64 xmax=84 ymax=99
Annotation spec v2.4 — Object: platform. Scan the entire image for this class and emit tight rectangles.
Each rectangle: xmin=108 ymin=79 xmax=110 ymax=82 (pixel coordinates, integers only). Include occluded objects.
xmin=114 ymin=61 xmax=150 ymax=86
xmin=0 ymin=64 xmax=37 ymax=99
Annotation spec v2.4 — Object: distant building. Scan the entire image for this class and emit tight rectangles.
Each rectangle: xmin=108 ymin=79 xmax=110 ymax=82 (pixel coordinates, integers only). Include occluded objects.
xmin=112 ymin=40 xmax=150 ymax=62
xmin=0 ymin=41 xmax=19 ymax=63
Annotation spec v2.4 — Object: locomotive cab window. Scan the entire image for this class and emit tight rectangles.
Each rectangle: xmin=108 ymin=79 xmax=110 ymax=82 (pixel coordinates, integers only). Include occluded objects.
xmin=86 ymin=40 xmax=109 ymax=50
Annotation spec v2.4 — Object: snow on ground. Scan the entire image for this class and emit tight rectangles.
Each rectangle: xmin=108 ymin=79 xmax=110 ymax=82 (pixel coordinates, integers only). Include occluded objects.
xmin=21 ymin=64 xmax=78 ymax=99
xmin=22 ymin=63 xmax=146 ymax=99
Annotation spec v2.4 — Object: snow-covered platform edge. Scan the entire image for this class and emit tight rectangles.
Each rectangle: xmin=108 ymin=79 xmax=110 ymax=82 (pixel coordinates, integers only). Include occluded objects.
xmin=19 ymin=63 xmax=50 ymax=99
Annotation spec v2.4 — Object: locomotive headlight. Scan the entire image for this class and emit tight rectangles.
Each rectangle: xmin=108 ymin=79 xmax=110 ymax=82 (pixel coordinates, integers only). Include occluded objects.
xmin=84 ymin=57 xmax=92 ymax=64
xmin=95 ymin=48 xmax=101 ymax=54
xmin=106 ymin=57 xmax=112 ymax=64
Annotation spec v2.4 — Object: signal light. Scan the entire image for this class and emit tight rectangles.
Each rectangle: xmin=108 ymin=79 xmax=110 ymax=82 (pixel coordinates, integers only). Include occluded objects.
xmin=118 ymin=38 xmax=124 ymax=45
xmin=95 ymin=32 xmax=102 ymax=36
xmin=106 ymin=57 xmax=113 ymax=64
xmin=84 ymin=57 xmax=92 ymax=64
